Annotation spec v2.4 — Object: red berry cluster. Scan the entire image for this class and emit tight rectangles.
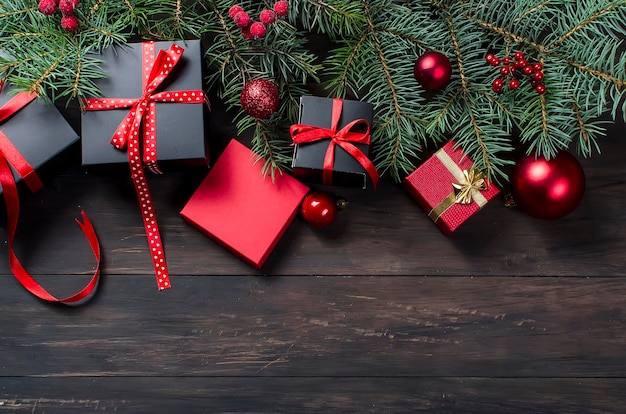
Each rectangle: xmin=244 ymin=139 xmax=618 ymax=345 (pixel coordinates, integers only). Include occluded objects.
xmin=486 ymin=51 xmax=546 ymax=95
xmin=228 ymin=1 xmax=289 ymax=40
xmin=38 ymin=0 xmax=81 ymax=32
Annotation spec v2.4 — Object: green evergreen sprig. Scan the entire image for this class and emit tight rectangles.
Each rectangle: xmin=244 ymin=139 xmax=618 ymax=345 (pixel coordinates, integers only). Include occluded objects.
xmin=2 ymin=0 xmax=626 ymax=183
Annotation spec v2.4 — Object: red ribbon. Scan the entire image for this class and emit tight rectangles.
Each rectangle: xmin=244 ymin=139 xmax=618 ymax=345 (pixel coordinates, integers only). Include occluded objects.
xmin=290 ymin=98 xmax=379 ymax=188
xmin=84 ymin=42 xmax=206 ymax=291
xmin=0 ymin=91 xmax=101 ymax=304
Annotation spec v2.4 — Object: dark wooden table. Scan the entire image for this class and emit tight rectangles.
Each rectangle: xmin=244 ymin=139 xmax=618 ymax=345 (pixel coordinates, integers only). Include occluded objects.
xmin=1 ymin=96 xmax=625 ymax=413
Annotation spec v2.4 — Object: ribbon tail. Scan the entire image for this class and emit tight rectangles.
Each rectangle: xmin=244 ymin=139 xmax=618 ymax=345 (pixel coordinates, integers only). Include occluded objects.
xmin=0 ymin=154 xmax=101 ymax=304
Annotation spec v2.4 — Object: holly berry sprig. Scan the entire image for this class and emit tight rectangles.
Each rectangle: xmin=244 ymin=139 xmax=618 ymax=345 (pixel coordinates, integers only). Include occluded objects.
xmin=486 ymin=51 xmax=546 ymax=95
xmin=38 ymin=0 xmax=81 ymax=32
xmin=228 ymin=1 xmax=289 ymax=40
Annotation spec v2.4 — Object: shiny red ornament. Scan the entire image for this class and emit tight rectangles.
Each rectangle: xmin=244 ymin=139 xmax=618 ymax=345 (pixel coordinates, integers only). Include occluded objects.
xmin=413 ymin=51 xmax=452 ymax=90
xmin=301 ymin=192 xmax=338 ymax=227
xmin=510 ymin=151 xmax=585 ymax=219
xmin=240 ymin=79 xmax=279 ymax=119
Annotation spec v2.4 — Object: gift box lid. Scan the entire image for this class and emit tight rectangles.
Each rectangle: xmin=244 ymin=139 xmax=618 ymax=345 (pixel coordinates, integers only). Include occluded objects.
xmin=81 ymin=39 xmax=208 ymax=169
xmin=180 ymin=139 xmax=310 ymax=268
xmin=292 ymin=96 xmax=374 ymax=189
xmin=0 ymin=86 xmax=79 ymax=196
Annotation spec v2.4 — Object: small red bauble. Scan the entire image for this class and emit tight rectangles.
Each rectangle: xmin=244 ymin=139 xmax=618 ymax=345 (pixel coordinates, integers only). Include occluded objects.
xmin=510 ymin=151 xmax=585 ymax=219
xmin=535 ymin=84 xmax=547 ymax=94
xmin=413 ymin=51 xmax=452 ymax=90
xmin=508 ymin=78 xmax=520 ymax=90
xmin=240 ymin=79 xmax=280 ymax=119
xmin=59 ymin=0 xmax=75 ymax=14
xmin=301 ymin=192 xmax=338 ymax=227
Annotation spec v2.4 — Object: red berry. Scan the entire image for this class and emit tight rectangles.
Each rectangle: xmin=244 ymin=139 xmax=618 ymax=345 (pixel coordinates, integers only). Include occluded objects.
xmin=509 ymin=78 xmax=520 ymax=90
xmin=260 ymin=9 xmax=276 ymax=24
xmin=273 ymin=1 xmax=289 ymax=16
xmin=492 ymin=78 xmax=504 ymax=93
xmin=58 ymin=0 xmax=75 ymax=14
xmin=301 ymin=192 xmax=338 ymax=228
xmin=503 ymin=56 xmax=511 ymax=65
xmin=60 ymin=13 xmax=79 ymax=31
xmin=514 ymin=51 xmax=525 ymax=61
xmin=228 ymin=5 xmax=244 ymax=19
xmin=522 ymin=65 xmax=534 ymax=75
xmin=485 ymin=53 xmax=495 ymax=64
xmin=535 ymin=84 xmax=547 ymax=94
xmin=533 ymin=71 xmax=544 ymax=81
xmin=489 ymin=56 xmax=501 ymax=67
xmin=530 ymin=79 xmax=539 ymax=87
xmin=515 ymin=58 xmax=528 ymax=69
xmin=249 ymin=21 xmax=266 ymax=39
xmin=241 ymin=27 xmax=254 ymax=40
xmin=38 ymin=0 xmax=57 ymax=15
xmin=499 ymin=66 xmax=510 ymax=76
xmin=533 ymin=62 xmax=543 ymax=72
xmin=233 ymin=11 xmax=251 ymax=28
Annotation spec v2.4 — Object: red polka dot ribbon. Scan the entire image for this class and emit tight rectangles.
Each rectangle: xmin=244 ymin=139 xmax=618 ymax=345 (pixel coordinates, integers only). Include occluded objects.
xmin=0 ymin=91 xmax=101 ymax=304
xmin=290 ymin=98 xmax=379 ymax=189
xmin=84 ymin=42 xmax=206 ymax=291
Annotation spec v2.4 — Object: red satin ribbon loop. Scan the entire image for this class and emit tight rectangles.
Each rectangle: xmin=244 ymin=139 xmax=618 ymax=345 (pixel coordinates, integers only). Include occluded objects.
xmin=290 ymin=98 xmax=379 ymax=188
xmin=0 ymin=91 xmax=101 ymax=304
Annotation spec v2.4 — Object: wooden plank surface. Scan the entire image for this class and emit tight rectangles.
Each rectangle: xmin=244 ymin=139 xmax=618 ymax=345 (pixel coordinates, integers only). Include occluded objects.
xmin=0 ymin=94 xmax=625 ymax=412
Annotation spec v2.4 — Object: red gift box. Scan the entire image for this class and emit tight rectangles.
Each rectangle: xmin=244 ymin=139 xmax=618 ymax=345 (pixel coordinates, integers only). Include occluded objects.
xmin=180 ymin=139 xmax=309 ymax=268
xmin=403 ymin=141 xmax=500 ymax=234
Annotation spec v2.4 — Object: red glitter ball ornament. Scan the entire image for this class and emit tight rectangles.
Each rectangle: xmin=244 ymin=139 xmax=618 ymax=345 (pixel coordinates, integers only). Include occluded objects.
xmin=240 ymin=79 xmax=280 ymax=119
xmin=300 ymin=192 xmax=338 ymax=228
xmin=229 ymin=5 xmax=244 ymax=19
xmin=413 ymin=51 xmax=452 ymax=90
xmin=510 ymin=151 xmax=585 ymax=219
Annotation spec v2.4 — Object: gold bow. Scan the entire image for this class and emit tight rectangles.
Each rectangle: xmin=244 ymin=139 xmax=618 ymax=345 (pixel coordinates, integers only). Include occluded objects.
xmin=451 ymin=168 xmax=487 ymax=205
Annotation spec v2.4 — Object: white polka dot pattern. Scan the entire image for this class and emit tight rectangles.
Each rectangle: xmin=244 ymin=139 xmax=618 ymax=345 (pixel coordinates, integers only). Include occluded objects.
xmin=83 ymin=42 xmax=208 ymax=291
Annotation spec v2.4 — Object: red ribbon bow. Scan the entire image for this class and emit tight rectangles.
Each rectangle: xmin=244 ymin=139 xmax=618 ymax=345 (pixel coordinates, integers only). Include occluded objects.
xmin=0 ymin=90 xmax=101 ymax=304
xmin=290 ymin=98 xmax=379 ymax=188
xmin=84 ymin=42 xmax=206 ymax=291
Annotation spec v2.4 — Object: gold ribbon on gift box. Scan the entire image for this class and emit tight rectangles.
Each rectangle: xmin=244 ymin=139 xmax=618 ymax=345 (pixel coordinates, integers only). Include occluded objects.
xmin=428 ymin=148 xmax=488 ymax=222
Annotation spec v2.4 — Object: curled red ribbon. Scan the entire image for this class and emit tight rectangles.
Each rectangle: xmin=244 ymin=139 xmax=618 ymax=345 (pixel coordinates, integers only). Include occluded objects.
xmin=84 ymin=42 xmax=206 ymax=291
xmin=290 ymin=98 xmax=379 ymax=188
xmin=0 ymin=91 xmax=101 ymax=304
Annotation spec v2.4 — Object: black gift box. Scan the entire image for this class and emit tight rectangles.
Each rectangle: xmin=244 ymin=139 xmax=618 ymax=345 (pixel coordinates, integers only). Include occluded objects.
xmin=0 ymin=86 xmax=79 ymax=197
xmin=81 ymin=39 xmax=209 ymax=170
xmin=291 ymin=96 xmax=374 ymax=189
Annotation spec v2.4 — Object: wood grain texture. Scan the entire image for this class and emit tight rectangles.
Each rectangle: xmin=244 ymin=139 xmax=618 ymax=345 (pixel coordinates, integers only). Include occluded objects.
xmin=1 ymin=378 xmax=625 ymax=413
xmin=0 ymin=76 xmax=625 ymax=413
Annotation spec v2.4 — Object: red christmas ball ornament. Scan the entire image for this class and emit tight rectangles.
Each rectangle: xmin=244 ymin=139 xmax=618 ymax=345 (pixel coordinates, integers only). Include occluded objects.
xmin=300 ymin=192 xmax=339 ymax=228
xmin=240 ymin=79 xmax=279 ymax=119
xmin=38 ymin=0 xmax=57 ymax=15
xmin=413 ymin=51 xmax=452 ymax=90
xmin=510 ymin=151 xmax=585 ymax=220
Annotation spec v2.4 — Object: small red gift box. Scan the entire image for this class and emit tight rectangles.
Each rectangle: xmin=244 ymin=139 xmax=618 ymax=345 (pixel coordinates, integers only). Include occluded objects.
xmin=180 ymin=139 xmax=310 ymax=268
xmin=403 ymin=141 xmax=500 ymax=234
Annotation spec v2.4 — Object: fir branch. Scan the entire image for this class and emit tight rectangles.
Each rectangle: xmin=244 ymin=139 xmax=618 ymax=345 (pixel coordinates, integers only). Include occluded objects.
xmin=556 ymin=2 xmax=623 ymax=45
xmin=567 ymin=59 xmax=626 ymax=90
